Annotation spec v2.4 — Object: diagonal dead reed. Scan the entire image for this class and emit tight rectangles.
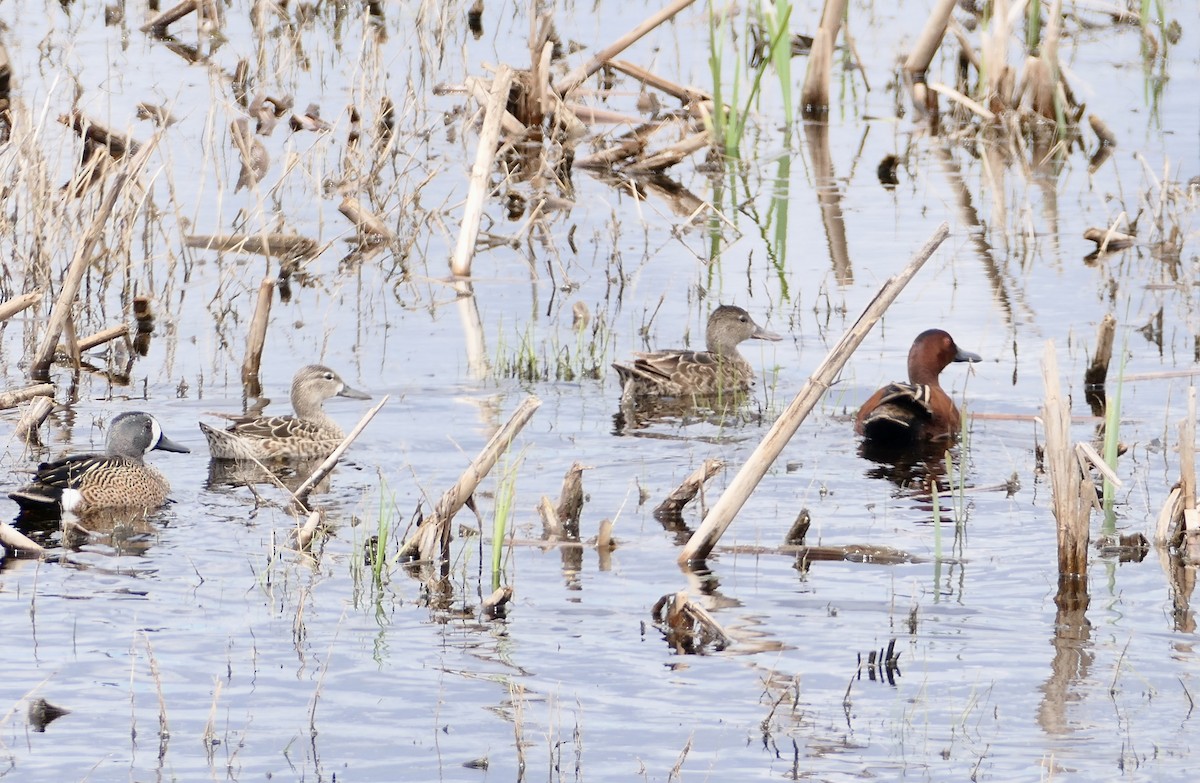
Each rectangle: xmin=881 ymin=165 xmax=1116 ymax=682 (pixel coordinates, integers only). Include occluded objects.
xmin=678 ymin=222 xmax=950 ymax=565
xmin=399 ymin=396 xmax=541 ymax=563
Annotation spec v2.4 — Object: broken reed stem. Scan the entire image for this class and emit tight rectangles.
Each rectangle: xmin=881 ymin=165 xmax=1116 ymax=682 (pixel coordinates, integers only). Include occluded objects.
xmin=1041 ymin=340 xmax=1093 ymax=602
xmin=241 ymin=278 xmax=274 ymax=391
xmin=338 ymin=196 xmax=396 ymax=241
xmin=654 ymin=458 xmax=724 ymax=518
xmin=554 ymin=0 xmax=700 ymax=98
xmin=139 ymin=0 xmax=198 ymax=33
xmin=903 ymin=0 xmax=957 ymax=82
xmin=15 ymin=396 xmax=55 ymax=444
xmin=1084 ymin=314 xmax=1117 ymax=388
xmin=0 ymin=521 xmax=44 ymax=554
xmin=678 ymin=222 xmax=950 ymax=565
xmin=294 ymin=510 xmax=323 ymax=550
xmin=399 ymin=395 xmax=542 ymax=562
xmin=31 ymin=137 xmax=158 ymax=380
xmin=450 ymin=66 xmax=514 ymax=278
xmin=290 ymin=395 xmax=389 ymax=504
xmin=800 ymin=0 xmax=848 ymax=115
xmin=0 ymin=384 xmax=54 ymax=410
xmin=0 ymin=289 xmax=42 ymax=322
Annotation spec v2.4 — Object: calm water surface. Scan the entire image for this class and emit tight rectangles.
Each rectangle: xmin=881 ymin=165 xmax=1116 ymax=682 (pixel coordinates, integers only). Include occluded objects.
xmin=0 ymin=0 xmax=1197 ymax=780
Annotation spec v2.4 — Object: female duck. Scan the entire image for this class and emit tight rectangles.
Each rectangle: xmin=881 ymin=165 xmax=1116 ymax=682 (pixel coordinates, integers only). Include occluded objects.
xmin=855 ymin=329 xmax=980 ymax=444
xmin=200 ymin=364 xmax=370 ymax=461
xmin=9 ymin=411 xmax=190 ymax=515
xmin=613 ymin=305 xmax=782 ymax=399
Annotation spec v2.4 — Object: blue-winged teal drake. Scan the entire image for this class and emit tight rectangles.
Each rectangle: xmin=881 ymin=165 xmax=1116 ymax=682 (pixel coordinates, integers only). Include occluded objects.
xmin=9 ymin=411 xmax=190 ymax=515
xmin=613 ymin=305 xmax=782 ymax=399
xmin=856 ymin=329 xmax=981 ymax=444
xmin=199 ymin=364 xmax=370 ymax=461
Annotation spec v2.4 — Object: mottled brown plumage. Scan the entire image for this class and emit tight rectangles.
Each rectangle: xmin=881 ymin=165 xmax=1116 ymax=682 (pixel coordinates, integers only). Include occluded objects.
xmin=9 ymin=412 xmax=190 ymax=515
xmin=200 ymin=365 xmax=370 ymax=460
xmin=613 ymin=305 xmax=782 ymax=400
xmin=855 ymin=329 xmax=980 ymax=444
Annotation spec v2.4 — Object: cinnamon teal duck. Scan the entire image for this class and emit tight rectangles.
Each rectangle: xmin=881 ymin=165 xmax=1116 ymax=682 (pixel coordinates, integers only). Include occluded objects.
xmin=9 ymin=411 xmax=190 ymax=515
xmin=613 ymin=305 xmax=782 ymax=399
xmin=199 ymin=364 xmax=370 ymax=461
xmin=855 ymin=329 xmax=981 ymax=444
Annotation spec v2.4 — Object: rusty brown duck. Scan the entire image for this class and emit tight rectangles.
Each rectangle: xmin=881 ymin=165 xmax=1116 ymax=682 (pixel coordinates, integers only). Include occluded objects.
xmin=199 ymin=364 xmax=370 ymax=461
xmin=855 ymin=329 xmax=981 ymax=444
xmin=9 ymin=411 xmax=190 ymax=516
xmin=613 ymin=305 xmax=782 ymax=399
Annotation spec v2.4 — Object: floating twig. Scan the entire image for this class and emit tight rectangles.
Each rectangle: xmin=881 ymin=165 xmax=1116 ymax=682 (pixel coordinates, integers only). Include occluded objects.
xmin=0 ymin=522 xmax=44 ymax=555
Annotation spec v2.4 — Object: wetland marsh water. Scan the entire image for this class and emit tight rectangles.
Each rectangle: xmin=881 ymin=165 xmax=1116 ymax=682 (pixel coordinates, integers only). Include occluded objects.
xmin=0 ymin=0 xmax=1198 ymax=780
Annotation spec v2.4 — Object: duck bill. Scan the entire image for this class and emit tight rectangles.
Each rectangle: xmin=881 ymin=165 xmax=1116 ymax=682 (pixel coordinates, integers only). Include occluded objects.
xmin=154 ymin=434 xmax=191 ymax=453
xmin=751 ymin=326 xmax=783 ymax=342
xmin=954 ymin=348 xmax=982 ymax=363
xmin=338 ymin=383 xmax=372 ymax=401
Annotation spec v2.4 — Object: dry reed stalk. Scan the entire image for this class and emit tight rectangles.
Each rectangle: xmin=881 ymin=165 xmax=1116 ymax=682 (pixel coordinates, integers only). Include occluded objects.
xmin=1041 ymin=340 xmax=1095 ymax=604
xmin=1084 ymin=314 xmax=1117 ymax=389
xmin=654 ymin=458 xmax=724 ymax=518
xmin=574 ymin=120 xmax=673 ymax=169
xmin=241 ymin=277 xmax=274 ymax=391
xmin=608 ymin=59 xmax=710 ymax=103
xmin=290 ymin=395 xmax=389 ymax=504
xmin=554 ymin=0 xmax=700 ymax=98
xmin=800 ymin=0 xmax=848 ymax=115
xmin=678 ymin=223 xmax=950 ymax=565
xmin=58 ymin=111 xmax=142 ymax=158
xmin=31 ymin=138 xmax=158 ymax=379
xmin=555 ymin=462 xmax=587 ymax=533
xmin=184 ymin=233 xmax=319 ymax=258
xmin=565 ymin=103 xmax=643 ymax=126
xmin=596 ymin=519 xmax=616 ymax=551
xmin=140 ymin=0 xmax=198 ymax=33
xmin=903 ymin=0 xmax=957 ymax=85
xmin=69 ymin=324 xmax=129 ymax=354
xmin=652 ymin=591 xmax=733 ymax=649
xmin=624 ymin=131 xmax=709 ymax=173
xmin=0 ymin=384 xmax=54 ymax=410
xmin=398 ymin=395 xmax=541 ymax=563
xmin=0 ymin=289 xmax=42 ymax=322
xmin=294 ymin=510 xmax=323 ymax=550
xmin=450 ymin=66 xmax=514 ymax=278
xmin=927 ymin=82 xmax=996 ymax=121
xmin=537 ymin=496 xmax=562 ymax=538
xmin=464 ymin=77 xmax=525 ymax=136
xmin=0 ymin=522 xmax=44 ymax=554
xmin=482 ymin=586 xmax=514 ymax=613
xmin=15 ymin=396 xmax=55 ymax=444
xmin=1089 ymin=114 xmax=1117 ymax=147
xmin=338 ymin=196 xmax=396 ymax=241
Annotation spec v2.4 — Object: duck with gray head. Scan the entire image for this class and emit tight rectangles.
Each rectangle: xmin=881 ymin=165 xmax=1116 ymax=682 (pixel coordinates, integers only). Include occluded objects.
xmin=9 ymin=411 xmax=190 ymax=517
xmin=200 ymin=364 xmax=370 ymax=461
xmin=613 ymin=305 xmax=782 ymax=401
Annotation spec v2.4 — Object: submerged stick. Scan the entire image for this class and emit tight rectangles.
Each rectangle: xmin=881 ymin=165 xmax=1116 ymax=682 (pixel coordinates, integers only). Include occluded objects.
xmin=69 ymin=324 xmax=129 ymax=353
xmin=0 ymin=289 xmax=42 ymax=323
xmin=554 ymin=0 xmax=700 ymax=98
xmin=140 ymin=0 xmax=198 ymax=33
xmin=1084 ymin=314 xmax=1117 ymax=389
xmin=290 ymin=395 xmax=389 ymax=504
xmin=450 ymin=66 xmax=513 ymax=277
xmin=399 ymin=395 xmax=541 ymax=562
xmin=678 ymin=222 xmax=949 ymax=565
xmin=31 ymin=138 xmax=158 ymax=379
